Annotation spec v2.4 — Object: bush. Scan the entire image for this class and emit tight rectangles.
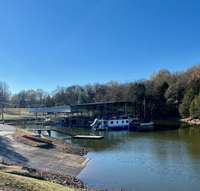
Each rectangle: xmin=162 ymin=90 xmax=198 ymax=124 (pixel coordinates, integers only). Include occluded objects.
xmin=189 ymin=95 xmax=200 ymax=119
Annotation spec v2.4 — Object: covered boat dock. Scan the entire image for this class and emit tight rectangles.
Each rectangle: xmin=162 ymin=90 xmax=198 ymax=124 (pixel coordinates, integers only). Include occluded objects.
xmin=28 ymin=102 xmax=136 ymax=128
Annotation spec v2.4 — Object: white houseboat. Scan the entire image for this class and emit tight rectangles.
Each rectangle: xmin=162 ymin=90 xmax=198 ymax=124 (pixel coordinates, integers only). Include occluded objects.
xmin=90 ymin=117 xmax=154 ymax=131
xmin=90 ymin=117 xmax=134 ymax=130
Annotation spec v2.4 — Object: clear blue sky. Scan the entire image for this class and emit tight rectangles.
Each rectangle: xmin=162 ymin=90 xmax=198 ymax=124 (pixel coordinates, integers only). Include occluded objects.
xmin=1 ymin=0 xmax=200 ymax=93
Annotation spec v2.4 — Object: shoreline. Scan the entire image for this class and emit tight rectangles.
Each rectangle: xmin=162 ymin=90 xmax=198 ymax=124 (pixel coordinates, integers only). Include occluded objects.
xmin=0 ymin=123 xmax=89 ymax=190
xmin=181 ymin=117 xmax=200 ymax=125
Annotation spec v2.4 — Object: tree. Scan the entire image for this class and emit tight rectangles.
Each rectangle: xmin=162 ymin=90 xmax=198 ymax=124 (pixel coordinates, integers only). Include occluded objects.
xmin=11 ymin=89 xmax=47 ymax=107
xmin=0 ymin=81 xmax=10 ymax=122
xmin=179 ymin=79 xmax=200 ymax=118
xmin=45 ymin=95 xmax=55 ymax=107
xmin=0 ymin=81 xmax=10 ymax=103
xmin=189 ymin=95 xmax=200 ymax=118
xmin=6 ymin=63 xmax=200 ymax=120
xmin=151 ymin=69 xmax=173 ymax=86
xmin=127 ymin=82 xmax=146 ymax=119
xmin=179 ymin=88 xmax=195 ymax=118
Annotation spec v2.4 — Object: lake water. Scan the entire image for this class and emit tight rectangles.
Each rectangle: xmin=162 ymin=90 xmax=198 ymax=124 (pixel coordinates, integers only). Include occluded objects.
xmin=51 ymin=126 xmax=200 ymax=191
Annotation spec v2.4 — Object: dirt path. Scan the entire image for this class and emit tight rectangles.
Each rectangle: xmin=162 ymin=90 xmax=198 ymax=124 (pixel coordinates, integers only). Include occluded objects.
xmin=0 ymin=124 xmax=88 ymax=176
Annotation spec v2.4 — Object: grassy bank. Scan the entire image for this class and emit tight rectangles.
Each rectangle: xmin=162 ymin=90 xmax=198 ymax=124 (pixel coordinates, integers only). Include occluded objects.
xmin=0 ymin=171 xmax=77 ymax=191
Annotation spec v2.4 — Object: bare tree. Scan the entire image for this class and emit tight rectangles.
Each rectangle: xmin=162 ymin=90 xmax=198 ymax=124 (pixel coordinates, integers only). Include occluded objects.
xmin=0 ymin=81 xmax=10 ymax=123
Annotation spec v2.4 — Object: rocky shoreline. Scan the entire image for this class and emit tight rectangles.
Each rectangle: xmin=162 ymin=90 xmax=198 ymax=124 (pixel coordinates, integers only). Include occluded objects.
xmin=181 ymin=117 xmax=200 ymax=125
xmin=22 ymin=167 xmax=85 ymax=189
xmin=0 ymin=162 xmax=86 ymax=190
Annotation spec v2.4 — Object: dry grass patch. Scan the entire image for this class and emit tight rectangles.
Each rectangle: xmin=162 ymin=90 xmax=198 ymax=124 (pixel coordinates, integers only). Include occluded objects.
xmin=0 ymin=172 xmax=77 ymax=191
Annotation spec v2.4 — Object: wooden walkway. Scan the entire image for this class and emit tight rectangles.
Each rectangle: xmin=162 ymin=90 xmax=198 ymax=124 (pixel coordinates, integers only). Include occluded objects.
xmin=72 ymin=135 xmax=104 ymax=140
xmin=27 ymin=126 xmax=104 ymax=140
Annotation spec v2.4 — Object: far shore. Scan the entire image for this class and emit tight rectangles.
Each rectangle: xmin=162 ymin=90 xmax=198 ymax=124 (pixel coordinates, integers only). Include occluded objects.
xmin=181 ymin=117 xmax=200 ymax=126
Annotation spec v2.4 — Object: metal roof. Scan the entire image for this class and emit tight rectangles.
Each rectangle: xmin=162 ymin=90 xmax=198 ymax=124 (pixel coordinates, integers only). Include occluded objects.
xmin=72 ymin=101 xmax=134 ymax=107
xmin=28 ymin=102 xmax=134 ymax=113
xmin=28 ymin=106 xmax=71 ymax=113
xmin=70 ymin=101 xmax=135 ymax=112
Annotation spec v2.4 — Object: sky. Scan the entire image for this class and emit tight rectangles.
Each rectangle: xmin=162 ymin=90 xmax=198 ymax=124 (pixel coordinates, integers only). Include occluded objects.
xmin=1 ymin=0 xmax=200 ymax=93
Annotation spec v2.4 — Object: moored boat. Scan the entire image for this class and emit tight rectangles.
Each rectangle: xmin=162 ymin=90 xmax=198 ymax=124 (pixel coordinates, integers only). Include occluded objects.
xmin=90 ymin=116 xmax=154 ymax=131
xmin=137 ymin=121 xmax=154 ymax=131
xmin=22 ymin=135 xmax=53 ymax=145
xmin=90 ymin=117 xmax=133 ymax=131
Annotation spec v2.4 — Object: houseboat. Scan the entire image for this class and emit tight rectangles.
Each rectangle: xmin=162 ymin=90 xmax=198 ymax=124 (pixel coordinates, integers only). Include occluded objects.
xmin=90 ymin=117 xmax=134 ymax=131
xmin=90 ymin=117 xmax=154 ymax=131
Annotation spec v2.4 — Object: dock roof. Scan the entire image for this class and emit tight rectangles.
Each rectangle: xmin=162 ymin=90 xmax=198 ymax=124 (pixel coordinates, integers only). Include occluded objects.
xmin=28 ymin=106 xmax=71 ymax=113
xmin=28 ymin=101 xmax=135 ymax=113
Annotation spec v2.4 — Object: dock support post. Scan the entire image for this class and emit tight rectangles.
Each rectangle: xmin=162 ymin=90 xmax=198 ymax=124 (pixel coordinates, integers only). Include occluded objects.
xmin=47 ymin=130 xmax=51 ymax=137
xmin=38 ymin=130 xmax=41 ymax=135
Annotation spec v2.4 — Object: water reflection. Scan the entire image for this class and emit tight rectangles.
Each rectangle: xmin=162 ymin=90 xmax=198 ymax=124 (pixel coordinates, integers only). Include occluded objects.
xmin=25 ymin=124 xmax=200 ymax=190
xmin=75 ymin=126 xmax=200 ymax=191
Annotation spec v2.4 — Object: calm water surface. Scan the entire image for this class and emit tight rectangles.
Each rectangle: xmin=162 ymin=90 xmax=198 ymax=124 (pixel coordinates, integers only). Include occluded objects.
xmin=51 ymin=126 xmax=200 ymax=191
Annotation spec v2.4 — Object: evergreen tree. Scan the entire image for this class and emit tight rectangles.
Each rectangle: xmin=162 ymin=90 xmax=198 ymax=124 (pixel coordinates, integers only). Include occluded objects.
xmin=189 ymin=95 xmax=200 ymax=118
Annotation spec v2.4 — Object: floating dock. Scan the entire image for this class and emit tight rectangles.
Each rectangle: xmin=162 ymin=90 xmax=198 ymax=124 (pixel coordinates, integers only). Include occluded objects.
xmin=72 ymin=135 xmax=104 ymax=140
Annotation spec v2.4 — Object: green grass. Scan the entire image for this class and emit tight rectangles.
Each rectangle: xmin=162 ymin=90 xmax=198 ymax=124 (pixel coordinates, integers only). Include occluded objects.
xmin=3 ymin=113 xmax=34 ymax=120
xmin=0 ymin=171 xmax=77 ymax=191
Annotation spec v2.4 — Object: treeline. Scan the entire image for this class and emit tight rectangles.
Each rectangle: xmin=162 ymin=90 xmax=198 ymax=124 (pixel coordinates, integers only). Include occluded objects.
xmin=1 ymin=64 xmax=200 ymax=119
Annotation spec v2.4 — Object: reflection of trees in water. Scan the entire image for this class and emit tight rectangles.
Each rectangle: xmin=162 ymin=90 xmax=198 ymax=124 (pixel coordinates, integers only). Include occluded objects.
xmin=178 ymin=127 xmax=200 ymax=160
xmin=177 ymin=126 xmax=200 ymax=178
xmin=133 ymin=126 xmax=200 ymax=168
xmin=73 ymin=131 xmax=131 ymax=151
xmin=76 ymin=126 xmax=200 ymax=159
xmin=73 ymin=126 xmax=200 ymax=183
xmin=59 ymin=125 xmax=200 ymax=165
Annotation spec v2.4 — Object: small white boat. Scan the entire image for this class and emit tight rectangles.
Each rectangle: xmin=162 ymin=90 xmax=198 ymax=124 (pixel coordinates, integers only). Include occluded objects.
xmin=137 ymin=121 xmax=154 ymax=131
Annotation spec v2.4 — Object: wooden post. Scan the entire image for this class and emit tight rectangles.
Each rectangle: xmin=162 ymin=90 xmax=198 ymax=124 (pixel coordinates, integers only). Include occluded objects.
xmin=1 ymin=105 xmax=4 ymax=124
xmin=143 ymin=97 xmax=146 ymax=120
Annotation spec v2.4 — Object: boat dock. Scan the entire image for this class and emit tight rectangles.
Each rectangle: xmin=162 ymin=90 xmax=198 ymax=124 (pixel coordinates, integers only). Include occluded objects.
xmin=26 ymin=126 xmax=104 ymax=140
xmin=72 ymin=135 xmax=104 ymax=140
